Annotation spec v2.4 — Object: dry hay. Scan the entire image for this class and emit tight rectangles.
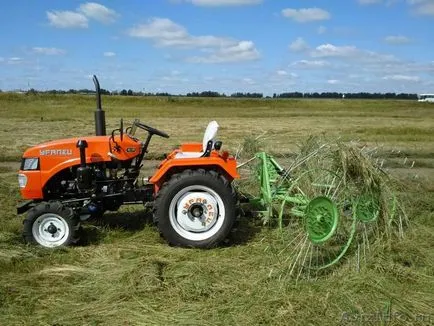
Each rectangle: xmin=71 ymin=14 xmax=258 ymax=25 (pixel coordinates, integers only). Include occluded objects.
xmin=234 ymin=135 xmax=409 ymax=280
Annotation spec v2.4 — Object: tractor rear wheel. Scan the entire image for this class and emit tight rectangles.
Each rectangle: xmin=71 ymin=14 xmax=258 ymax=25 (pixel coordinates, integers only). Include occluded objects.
xmin=154 ymin=169 xmax=237 ymax=248
xmin=23 ymin=201 xmax=79 ymax=248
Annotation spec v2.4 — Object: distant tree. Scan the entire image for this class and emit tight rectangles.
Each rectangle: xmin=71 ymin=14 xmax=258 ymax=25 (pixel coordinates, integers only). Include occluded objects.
xmin=186 ymin=92 xmax=199 ymax=97
xmin=277 ymin=92 xmax=303 ymax=98
xmin=77 ymin=88 xmax=93 ymax=94
xmin=120 ymin=89 xmax=128 ymax=96
xmin=396 ymin=93 xmax=417 ymax=100
xmin=127 ymin=89 xmax=133 ymax=96
xmin=230 ymin=92 xmax=263 ymax=98
xmin=26 ymin=88 xmax=38 ymax=95
xmin=198 ymin=91 xmax=222 ymax=97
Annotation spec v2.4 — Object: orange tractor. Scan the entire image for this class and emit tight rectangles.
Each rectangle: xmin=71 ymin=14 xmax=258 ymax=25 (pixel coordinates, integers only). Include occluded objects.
xmin=17 ymin=76 xmax=239 ymax=248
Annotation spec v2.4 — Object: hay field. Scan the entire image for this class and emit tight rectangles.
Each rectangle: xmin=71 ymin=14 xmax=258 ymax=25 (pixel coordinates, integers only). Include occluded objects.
xmin=0 ymin=94 xmax=433 ymax=325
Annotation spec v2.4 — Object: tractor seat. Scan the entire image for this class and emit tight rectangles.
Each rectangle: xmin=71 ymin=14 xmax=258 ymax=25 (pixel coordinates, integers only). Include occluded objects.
xmin=174 ymin=121 xmax=219 ymax=159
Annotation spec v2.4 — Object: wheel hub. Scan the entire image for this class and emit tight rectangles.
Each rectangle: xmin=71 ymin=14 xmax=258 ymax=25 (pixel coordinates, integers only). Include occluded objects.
xmin=189 ymin=203 xmax=204 ymax=218
xmin=32 ymin=213 xmax=70 ymax=247
xmin=355 ymin=193 xmax=380 ymax=222
xmin=175 ymin=191 xmax=219 ymax=232
xmin=46 ymin=223 xmax=59 ymax=235
xmin=305 ymin=196 xmax=339 ymax=244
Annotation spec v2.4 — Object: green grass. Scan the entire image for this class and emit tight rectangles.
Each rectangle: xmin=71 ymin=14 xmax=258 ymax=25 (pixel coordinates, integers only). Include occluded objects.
xmin=0 ymin=94 xmax=433 ymax=325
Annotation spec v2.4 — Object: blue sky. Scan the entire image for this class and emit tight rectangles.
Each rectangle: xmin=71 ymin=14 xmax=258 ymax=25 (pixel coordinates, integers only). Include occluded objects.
xmin=1 ymin=0 xmax=433 ymax=94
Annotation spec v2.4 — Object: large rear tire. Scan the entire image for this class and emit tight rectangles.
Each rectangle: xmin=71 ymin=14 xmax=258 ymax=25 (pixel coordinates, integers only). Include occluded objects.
xmin=154 ymin=169 xmax=237 ymax=248
xmin=23 ymin=201 xmax=79 ymax=248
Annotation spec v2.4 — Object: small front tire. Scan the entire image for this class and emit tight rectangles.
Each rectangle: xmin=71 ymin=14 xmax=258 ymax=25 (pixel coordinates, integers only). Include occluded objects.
xmin=23 ymin=201 xmax=79 ymax=248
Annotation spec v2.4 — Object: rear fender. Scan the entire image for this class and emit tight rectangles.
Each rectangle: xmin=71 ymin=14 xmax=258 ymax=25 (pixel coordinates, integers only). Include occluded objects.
xmin=149 ymin=156 xmax=239 ymax=190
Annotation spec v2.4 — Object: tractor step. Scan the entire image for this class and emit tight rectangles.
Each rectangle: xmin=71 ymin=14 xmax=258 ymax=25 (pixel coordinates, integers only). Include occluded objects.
xmin=17 ymin=200 xmax=35 ymax=214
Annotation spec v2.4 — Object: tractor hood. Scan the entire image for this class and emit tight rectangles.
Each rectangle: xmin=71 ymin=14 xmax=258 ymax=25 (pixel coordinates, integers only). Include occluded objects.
xmin=22 ymin=136 xmax=112 ymax=160
xmin=22 ymin=134 xmax=141 ymax=168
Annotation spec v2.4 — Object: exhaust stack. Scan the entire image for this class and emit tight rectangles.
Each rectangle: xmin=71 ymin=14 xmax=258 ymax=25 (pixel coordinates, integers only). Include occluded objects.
xmin=93 ymin=75 xmax=106 ymax=136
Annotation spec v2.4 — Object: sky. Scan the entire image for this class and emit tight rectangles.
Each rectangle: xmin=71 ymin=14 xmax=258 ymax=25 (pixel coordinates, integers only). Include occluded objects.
xmin=0 ymin=0 xmax=433 ymax=95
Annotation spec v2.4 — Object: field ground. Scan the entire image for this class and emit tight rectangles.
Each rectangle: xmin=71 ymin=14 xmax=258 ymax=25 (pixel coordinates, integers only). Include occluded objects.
xmin=0 ymin=94 xmax=433 ymax=325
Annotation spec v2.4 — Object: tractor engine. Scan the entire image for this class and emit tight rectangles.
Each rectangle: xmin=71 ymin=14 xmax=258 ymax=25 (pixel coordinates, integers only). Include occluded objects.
xmin=29 ymin=140 xmax=143 ymax=218
xmin=18 ymin=126 xmax=150 ymax=218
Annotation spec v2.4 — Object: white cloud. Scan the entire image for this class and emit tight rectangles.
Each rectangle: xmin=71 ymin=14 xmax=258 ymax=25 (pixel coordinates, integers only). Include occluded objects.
xmin=327 ymin=79 xmax=340 ymax=84
xmin=358 ymin=0 xmax=383 ymax=4
xmin=183 ymin=0 xmax=262 ymax=6
xmin=103 ymin=51 xmax=116 ymax=57
xmin=47 ymin=10 xmax=88 ymax=28
xmin=291 ymin=59 xmax=331 ymax=68
xmin=160 ymin=70 xmax=188 ymax=82
xmin=384 ymin=35 xmax=411 ymax=44
xmin=358 ymin=0 xmax=401 ymax=6
xmin=408 ymin=0 xmax=434 ymax=16
xmin=161 ymin=75 xmax=189 ymax=82
xmin=78 ymin=2 xmax=118 ymax=24
xmin=47 ymin=3 xmax=118 ymax=28
xmin=128 ymin=18 xmax=188 ymax=43
xmin=312 ymin=44 xmax=359 ymax=57
xmin=317 ymin=26 xmax=327 ymax=34
xmin=7 ymin=57 xmax=23 ymax=65
xmin=128 ymin=18 xmax=260 ymax=63
xmin=188 ymin=41 xmax=260 ymax=63
xmin=32 ymin=47 xmax=66 ymax=55
xmin=128 ymin=18 xmax=233 ymax=48
xmin=282 ymin=8 xmax=331 ymax=23
xmin=272 ymin=69 xmax=298 ymax=82
xmin=382 ymin=74 xmax=421 ymax=82
xmin=289 ymin=37 xmax=309 ymax=52
xmin=311 ymin=43 xmax=397 ymax=63
xmin=399 ymin=61 xmax=434 ymax=74
xmin=242 ymin=77 xmax=255 ymax=85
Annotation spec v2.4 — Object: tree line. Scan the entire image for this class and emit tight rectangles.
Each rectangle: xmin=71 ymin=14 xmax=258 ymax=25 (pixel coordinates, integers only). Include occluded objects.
xmin=6 ymin=88 xmax=419 ymax=100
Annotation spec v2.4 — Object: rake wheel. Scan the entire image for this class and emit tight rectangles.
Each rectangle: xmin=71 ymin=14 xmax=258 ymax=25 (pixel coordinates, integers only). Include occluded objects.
xmin=277 ymin=168 xmax=359 ymax=279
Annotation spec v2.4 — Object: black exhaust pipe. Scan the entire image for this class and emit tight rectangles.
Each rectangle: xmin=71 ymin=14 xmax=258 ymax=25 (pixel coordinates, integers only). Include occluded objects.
xmin=77 ymin=140 xmax=88 ymax=168
xmin=93 ymin=75 xmax=106 ymax=136
xmin=76 ymin=140 xmax=92 ymax=190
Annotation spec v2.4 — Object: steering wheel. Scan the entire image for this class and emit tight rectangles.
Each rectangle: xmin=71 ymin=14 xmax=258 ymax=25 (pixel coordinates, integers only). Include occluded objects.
xmin=135 ymin=121 xmax=169 ymax=138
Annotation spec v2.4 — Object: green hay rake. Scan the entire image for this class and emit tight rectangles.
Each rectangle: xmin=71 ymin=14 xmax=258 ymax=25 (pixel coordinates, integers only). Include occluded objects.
xmin=236 ymin=137 xmax=407 ymax=280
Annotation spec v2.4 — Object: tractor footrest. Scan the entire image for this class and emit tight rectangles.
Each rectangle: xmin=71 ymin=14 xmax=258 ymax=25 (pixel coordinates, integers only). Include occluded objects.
xmin=17 ymin=200 xmax=35 ymax=215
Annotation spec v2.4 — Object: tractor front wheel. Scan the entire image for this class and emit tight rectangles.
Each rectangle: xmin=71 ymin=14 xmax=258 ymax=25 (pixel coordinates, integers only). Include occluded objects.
xmin=154 ymin=169 xmax=237 ymax=248
xmin=23 ymin=201 xmax=79 ymax=248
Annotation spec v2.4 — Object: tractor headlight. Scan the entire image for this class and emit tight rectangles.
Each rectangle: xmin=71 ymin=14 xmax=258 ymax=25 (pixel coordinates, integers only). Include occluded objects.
xmin=21 ymin=158 xmax=39 ymax=171
xmin=18 ymin=174 xmax=27 ymax=188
